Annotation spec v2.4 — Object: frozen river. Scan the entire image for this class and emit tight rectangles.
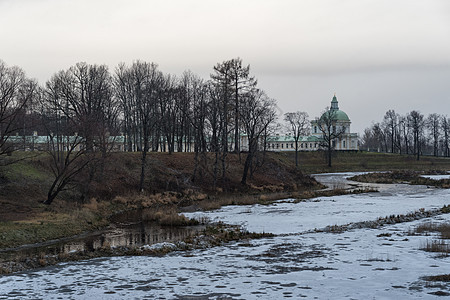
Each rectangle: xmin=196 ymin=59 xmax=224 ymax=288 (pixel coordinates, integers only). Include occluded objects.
xmin=1 ymin=173 xmax=449 ymax=299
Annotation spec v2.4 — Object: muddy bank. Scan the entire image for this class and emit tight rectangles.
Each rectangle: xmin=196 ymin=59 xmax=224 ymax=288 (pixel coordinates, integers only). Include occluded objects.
xmin=0 ymin=207 xmax=203 ymax=274
xmin=0 ymin=206 xmax=274 ymax=274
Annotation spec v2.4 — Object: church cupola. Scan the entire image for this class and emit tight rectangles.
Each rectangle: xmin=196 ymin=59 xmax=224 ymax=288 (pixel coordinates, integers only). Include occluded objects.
xmin=331 ymin=93 xmax=339 ymax=111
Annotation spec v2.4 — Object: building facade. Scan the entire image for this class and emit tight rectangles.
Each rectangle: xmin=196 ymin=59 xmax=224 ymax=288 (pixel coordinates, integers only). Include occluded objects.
xmin=266 ymin=94 xmax=358 ymax=152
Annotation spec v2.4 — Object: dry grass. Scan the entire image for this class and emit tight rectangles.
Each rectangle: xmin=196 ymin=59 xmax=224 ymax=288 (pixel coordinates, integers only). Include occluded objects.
xmin=422 ymin=240 xmax=449 ymax=256
xmin=194 ymin=192 xmax=290 ymax=211
xmin=350 ymin=170 xmax=450 ymax=188
xmin=415 ymin=222 xmax=450 ymax=239
xmin=142 ymin=207 xmax=199 ymax=226
xmin=423 ymin=274 xmax=450 ymax=282
xmin=413 ymin=221 xmax=450 ymax=257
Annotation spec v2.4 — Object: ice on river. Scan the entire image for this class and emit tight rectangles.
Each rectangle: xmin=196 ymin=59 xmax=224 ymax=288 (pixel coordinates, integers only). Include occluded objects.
xmin=421 ymin=174 xmax=450 ymax=180
xmin=1 ymin=173 xmax=449 ymax=299
xmin=184 ymin=173 xmax=450 ymax=234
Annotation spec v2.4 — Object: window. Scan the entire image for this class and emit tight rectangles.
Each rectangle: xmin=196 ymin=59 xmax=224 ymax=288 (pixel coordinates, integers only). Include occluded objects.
xmin=281 ymin=144 xmax=284 ymax=148
xmin=301 ymin=143 xmax=303 ymax=149
xmin=314 ymin=126 xmax=317 ymax=133
xmin=291 ymin=143 xmax=294 ymax=148
xmin=343 ymin=140 xmax=346 ymax=148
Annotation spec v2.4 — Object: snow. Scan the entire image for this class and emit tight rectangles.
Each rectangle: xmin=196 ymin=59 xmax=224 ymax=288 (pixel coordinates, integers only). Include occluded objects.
xmin=421 ymin=174 xmax=450 ymax=180
xmin=183 ymin=173 xmax=450 ymax=234
xmin=0 ymin=172 xmax=449 ymax=299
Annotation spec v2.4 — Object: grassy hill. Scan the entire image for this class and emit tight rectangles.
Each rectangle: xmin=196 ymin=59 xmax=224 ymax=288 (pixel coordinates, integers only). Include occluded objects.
xmin=293 ymin=151 xmax=450 ymax=174
xmin=1 ymin=150 xmax=449 ymax=249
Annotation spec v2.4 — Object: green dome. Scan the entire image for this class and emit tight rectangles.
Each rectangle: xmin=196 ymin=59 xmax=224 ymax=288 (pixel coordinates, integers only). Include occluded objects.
xmin=334 ymin=110 xmax=350 ymax=121
xmin=319 ymin=109 xmax=350 ymax=122
xmin=320 ymin=94 xmax=350 ymax=122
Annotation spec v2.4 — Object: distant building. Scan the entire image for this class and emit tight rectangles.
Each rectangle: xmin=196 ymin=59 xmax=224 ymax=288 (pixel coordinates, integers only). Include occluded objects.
xmin=264 ymin=94 xmax=358 ymax=152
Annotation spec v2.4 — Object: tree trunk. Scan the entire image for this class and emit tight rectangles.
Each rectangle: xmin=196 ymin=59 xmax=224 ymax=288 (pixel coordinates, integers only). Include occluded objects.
xmin=241 ymin=152 xmax=253 ymax=185
xmin=328 ymin=144 xmax=332 ymax=167
xmin=139 ymin=146 xmax=147 ymax=192
xmin=44 ymin=179 xmax=60 ymax=205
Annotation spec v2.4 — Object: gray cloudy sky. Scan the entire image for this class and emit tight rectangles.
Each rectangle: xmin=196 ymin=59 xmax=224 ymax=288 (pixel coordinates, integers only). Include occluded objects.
xmin=1 ymin=0 xmax=450 ymax=133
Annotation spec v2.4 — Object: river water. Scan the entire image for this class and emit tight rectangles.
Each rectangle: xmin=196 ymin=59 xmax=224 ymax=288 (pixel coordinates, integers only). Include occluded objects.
xmin=1 ymin=172 xmax=449 ymax=299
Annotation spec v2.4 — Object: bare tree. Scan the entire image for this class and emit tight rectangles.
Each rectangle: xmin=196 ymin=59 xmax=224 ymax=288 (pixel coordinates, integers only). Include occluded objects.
xmin=360 ymin=127 xmax=377 ymax=151
xmin=211 ymin=60 xmax=233 ymax=186
xmin=47 ymin=63 xmax=114 ymax=151
xmin=372 ymin=122 xmax=389 ymax=152
xmin=382 ymin=110 xmax=398 ymax=153
xmin=284 ymin=111 xmax=309 ymax=167
xmin=408 ymin=110 xmax=425 ymax=161
xmin=240 ymin=89 xmax=277 ymax=185
xmin=398 ymin=115 xmax=411 ymax=154
xmin=442 ymin=116 xmax=450 ymax=157
xmin=178 ymin=71 xmax=208 ymax=181
xmin=114 ymin=61 xmax=163 ymax=191
xmin=427 ymin=113 xmax=440 ymax=156
xmin=45 ymin=62 xmax=118 ymax=200
xmin=40 ymin=88 xmax=91 ymax=205
xmin=315 ymin=108 xmax=346 ymax=167
xmin=114 ymin=63 xmax=136 ymax=152
xmin=0 ymin=61 xmax=38 ymax=161
xmin=205 ymin=82 xmax=223 ymax=189
xmin=229 ymin=58 xmax=257 ymax=154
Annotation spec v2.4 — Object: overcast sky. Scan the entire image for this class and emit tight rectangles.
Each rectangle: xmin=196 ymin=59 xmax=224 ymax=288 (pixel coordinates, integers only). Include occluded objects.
xmin=1 ymin=0 xmax=449 ymax=133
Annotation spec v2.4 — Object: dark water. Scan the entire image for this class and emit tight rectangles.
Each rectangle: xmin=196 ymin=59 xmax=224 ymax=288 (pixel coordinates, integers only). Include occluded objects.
xmin=0 ymin=208 xmax=203 ymax=261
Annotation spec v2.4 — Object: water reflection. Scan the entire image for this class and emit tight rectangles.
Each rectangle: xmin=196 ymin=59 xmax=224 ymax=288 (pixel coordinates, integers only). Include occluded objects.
xmin=63 ymin=223 xmax=200 ymax=252
xmin=1 ymin=208 xmax=203 ymax=260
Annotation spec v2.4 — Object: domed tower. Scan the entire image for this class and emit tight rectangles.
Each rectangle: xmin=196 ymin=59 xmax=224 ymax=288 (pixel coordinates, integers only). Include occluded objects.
xmin=329 ymin=93 xmax=350 ymax=122
xmin=311 ymin=94 xmax=358 ymax=150
xmin=330 ymin=93 xmax=339 ymax=110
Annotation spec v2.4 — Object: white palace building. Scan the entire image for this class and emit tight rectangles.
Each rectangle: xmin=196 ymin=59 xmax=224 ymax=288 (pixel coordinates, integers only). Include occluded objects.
xmin=265 ymin=94 xmax=359 ymax=152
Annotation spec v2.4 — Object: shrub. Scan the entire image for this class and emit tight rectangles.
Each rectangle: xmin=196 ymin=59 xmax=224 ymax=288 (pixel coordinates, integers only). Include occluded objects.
xmin=423 ymin=274 xmax=450 ymax=282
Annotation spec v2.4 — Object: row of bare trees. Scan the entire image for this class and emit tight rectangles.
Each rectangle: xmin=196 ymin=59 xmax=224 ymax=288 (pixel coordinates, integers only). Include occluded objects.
xmin=0 ymin=58 xmax=278 ymax=204
xmin=361 ymin=109 xmax=450 ymax=160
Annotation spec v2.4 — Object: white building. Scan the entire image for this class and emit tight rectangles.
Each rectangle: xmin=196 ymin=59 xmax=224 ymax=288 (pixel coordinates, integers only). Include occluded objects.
xmin=267 ymin=94 xmax=358 ymax=152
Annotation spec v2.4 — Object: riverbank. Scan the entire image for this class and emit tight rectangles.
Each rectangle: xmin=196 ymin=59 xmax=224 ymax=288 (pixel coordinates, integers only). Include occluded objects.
xmin=349 ymin=170 xmax=450 ymax=187
xmin=2 ymin=170 xmax=450 ymax=297
xmin=1 ymin=151 xmax=450 ymax=262
xmin=0 ymin=222 xmax=275 ymax=274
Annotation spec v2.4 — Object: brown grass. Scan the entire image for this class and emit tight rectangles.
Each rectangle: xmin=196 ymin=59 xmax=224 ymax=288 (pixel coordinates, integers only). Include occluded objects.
xmin=423 ymin=274 xmax=450 ymax=282
xmin=422 ymin=240 xmax=449 ymax=256
xmin=193 ymin=192 xmax=290 ymax=211
xmin=415 ymin=222 xmax=450 ymax=239
xmin=142 ymin=207 xmax=199 ymax=226
xmin=350 ymin=170 xmax=450 ymax=188
xmin=413 ymin=221 xmax=450 ymax=256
